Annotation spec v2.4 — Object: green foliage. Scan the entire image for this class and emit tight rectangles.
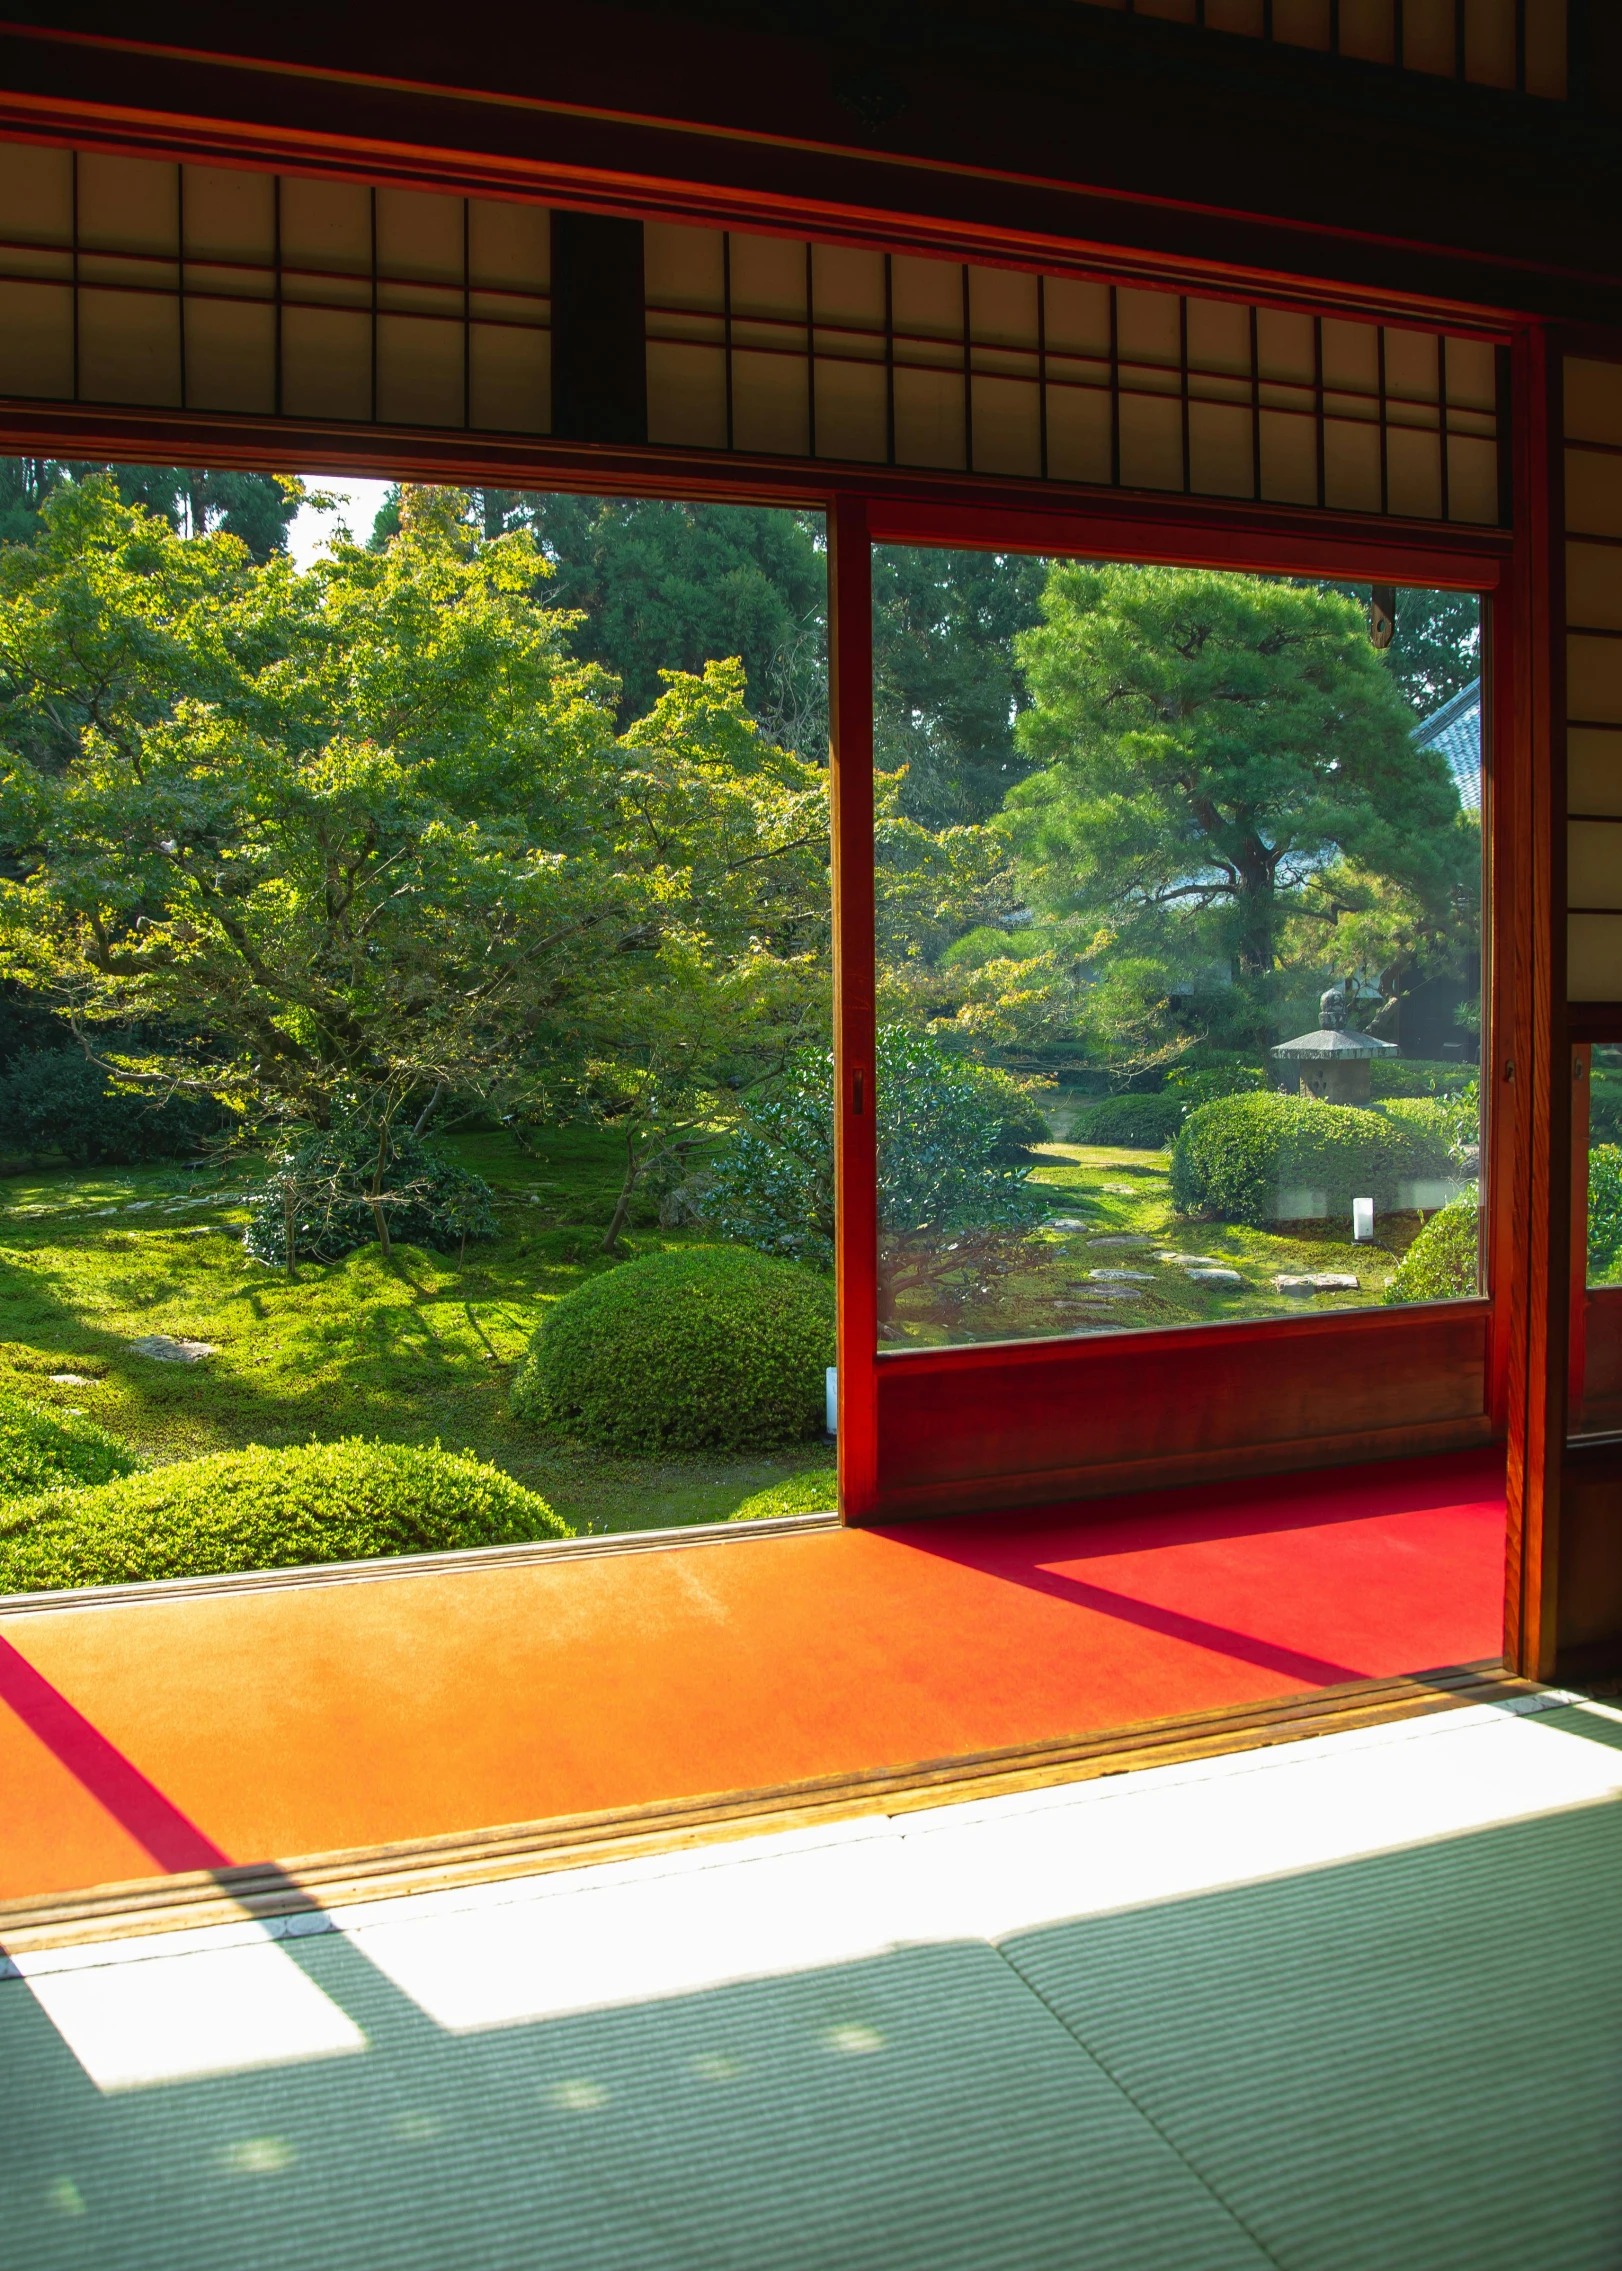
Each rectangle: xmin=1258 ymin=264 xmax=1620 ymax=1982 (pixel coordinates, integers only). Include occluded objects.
xmin=1331 ymin=584 xmax=1481 ymax=715
xmin=1171 ymin=1092 xmax=1455 ymax=1225
xmin=0 ymin=1436 xmax=567 ymax=1592
xmin=1367 ymin=1057 xmax=1479 ymax=1099
xmin=975 ymin=1067 xmax=1052 ymax=1157
xmin=872 ymin=545 xmax=1048 ymax=824
xmin=0 ymin=460 xmax=298 ymax=559
xmin=510 ymin=1245 xmax=834 ymax=1454
xmin=0 ymin=1047 xmax=224 ymax=1164
xmin=728 ymin=1464 xmax=839 ymax=1521
xmin=1587 ymin=1145 xmax=1622 ymax=1282
xmin=1163 ymin=1062 xmax=1266 ymax=1110
xmin=1006 ymin=565 xmax=1477 ymax=1050
xmin=700 ymin=1029 xmax=1042 ymax=1316
xmin=245 ymin=1118 xmax=496 ymax=1267
xmin=1385 ymin=1188 xmax=1481 ymax=1304
xmin=375 ymin=490 xmax=827 ymax=735
xmin=1078 ymin=1093 xmax=1185 ymax=1149
xmin=0 ymin=1391 xmax=140 ymax=1505
xmin=0 ymin=482 xmax=829 ymax=1158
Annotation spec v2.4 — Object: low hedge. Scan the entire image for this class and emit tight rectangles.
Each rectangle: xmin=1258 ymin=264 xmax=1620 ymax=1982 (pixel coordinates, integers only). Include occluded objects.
xmin=511 ymin=1244 xmax=835 ymax=1455
xmin=1385 ymin=1190 xmax=1480 ymax=1304
xmin=0 ymin=1393 xmax=140 ymax=1504
xmin=0 ymin=1438 xmax=568 ymax=1593
xmin=1078 ymin=1093 xmax=1185 ymax=1149
xmin=0 ymin=1048 xmax=225 ymax=1166
xmin=1171 ymin=1092 xmax=1455 ymax=1225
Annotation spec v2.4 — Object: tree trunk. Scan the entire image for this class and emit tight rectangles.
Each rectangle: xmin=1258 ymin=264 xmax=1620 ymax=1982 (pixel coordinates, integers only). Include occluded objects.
xmin=370 ymin=1125 xmax=393 ymax=1257
xmin=599 ymin=1135 xmax=639 ymax=1256
xmin=283 ymin=1181 xmax=297 ymax=1279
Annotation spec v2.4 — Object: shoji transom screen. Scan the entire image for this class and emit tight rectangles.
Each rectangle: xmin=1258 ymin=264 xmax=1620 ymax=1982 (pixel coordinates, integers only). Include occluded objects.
xmin=1068 ymin=0 xmax=1567 ymax=98
xmin=0 ymin=142 xmax=1508 ymax=536
xmin=0 ymin=145 xmax=551 ymax=434
xmin=644 ymin=225 xmax=1505 ymax=526
xmin=1565 ymin=357 xmax=1622 ymax=1002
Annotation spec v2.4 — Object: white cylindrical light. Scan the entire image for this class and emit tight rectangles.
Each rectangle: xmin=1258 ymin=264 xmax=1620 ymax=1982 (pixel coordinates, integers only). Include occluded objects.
xmin=1353 ymin=1197 xmax=1375 ymax=1241
xmin=825 ymin=1365 xmax=838 ymax=1436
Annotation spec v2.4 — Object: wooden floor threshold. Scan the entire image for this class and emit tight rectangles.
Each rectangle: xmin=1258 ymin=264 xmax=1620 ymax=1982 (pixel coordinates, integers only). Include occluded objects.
xmin=0 ymin=1660 xmax=1545 ymax=1956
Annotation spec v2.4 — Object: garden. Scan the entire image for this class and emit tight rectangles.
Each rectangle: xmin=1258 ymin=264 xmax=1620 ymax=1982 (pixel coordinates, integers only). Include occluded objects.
xmin=0 ymin=464 xmax=1487 ymax=1590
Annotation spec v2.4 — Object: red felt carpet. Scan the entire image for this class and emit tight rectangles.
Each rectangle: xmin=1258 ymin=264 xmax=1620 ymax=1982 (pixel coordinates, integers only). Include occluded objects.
xmin=0 ymin=1449 xmax=1506 ymax=1905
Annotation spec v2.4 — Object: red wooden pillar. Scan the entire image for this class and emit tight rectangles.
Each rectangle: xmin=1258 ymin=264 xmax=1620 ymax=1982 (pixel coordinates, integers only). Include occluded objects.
xmin=828 ymin=492 xmax=879 ymax=1519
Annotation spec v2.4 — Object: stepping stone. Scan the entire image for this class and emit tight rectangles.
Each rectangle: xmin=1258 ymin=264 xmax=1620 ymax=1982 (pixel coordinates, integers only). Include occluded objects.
xmin=1101 ymin=1183 xmax=1140 ymax=1196
xmin=1043 ymin=1216 xmax=1091 ymax=1231
xmin=1186 ymin=1267 xmax=1243 ymax=1286
xmin=129 ymin=1335 xmax=218 ymax=1364
xmin=1161 ymin=1253 xmax=1222 ymax=1266
xmin=1089 ymin=1268 xmax=1154 ymax=1282
xmin=1274 ymin=1275 xmax=1318 ymax=1297
xmin=1087 ymin=1235 xmax=1155 ymax=1247
xmin=124 ymin=1201 xmax=154 ymax=1212
xmin=1274 ymin=1271 xmax=1361 ymax=1295
xmin=49 ymin=1372 xmax=92 ymax=1385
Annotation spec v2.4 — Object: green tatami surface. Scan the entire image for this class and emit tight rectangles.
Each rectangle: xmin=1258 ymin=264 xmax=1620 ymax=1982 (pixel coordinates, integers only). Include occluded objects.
xmin=5 ymin=1703 xmax=1620 ymax=2271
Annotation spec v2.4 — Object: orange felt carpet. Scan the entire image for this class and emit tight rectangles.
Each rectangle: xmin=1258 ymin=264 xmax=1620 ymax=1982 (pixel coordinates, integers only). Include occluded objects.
xmin=0 ymin=1448 xmax=1506 ymax=1905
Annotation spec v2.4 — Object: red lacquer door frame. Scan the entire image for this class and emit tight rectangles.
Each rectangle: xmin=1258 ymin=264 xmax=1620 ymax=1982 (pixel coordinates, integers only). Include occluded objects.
xmin=833 ymin=491 xmax=1530 ymax=1545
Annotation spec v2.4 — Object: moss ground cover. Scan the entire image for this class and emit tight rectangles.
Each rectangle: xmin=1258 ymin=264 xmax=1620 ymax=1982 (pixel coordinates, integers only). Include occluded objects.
xmin=0 ymin=1127 xmax=833 ymax=1537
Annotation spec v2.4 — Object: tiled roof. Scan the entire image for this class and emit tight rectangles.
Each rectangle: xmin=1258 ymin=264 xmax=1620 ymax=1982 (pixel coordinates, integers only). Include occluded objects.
xmin=1413 ymin=677 xmax=1481 ymax=814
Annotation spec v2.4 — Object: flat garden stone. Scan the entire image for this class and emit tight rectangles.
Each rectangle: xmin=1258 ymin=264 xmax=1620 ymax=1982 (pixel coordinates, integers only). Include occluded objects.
xmin=129 ymin=1334 xmax=218 ymax=1363
xmin=1161 ymin=1253 xmax=1222 ymax=1266
xmin=1186 ymin=1267 xmax=1243 ymax=1286
xmin=1089 ymin=1268 xmax=1154 ymax=1281
xmin=49 ymin=1372 xmax=92 ymax=1385
xmin=1087 ymin=1235 xmax=1155 ymax=1247
xmin=1044 ymin=1216 xmax=1091 ymax=1231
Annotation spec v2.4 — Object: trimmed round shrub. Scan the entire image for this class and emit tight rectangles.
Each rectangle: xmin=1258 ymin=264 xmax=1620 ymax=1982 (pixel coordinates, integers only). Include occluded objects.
xmin=1588 ymin=1143 xmax=1622 ymax=1282
xmin=0 ymin=1392 xmax=140 ymax=1504
xmin=1385 ymin=1189 xmax=1480 ymax=1304
xmin=511 ymin=1245 xmax=835 ymax=1454
xmin=1079 ymin=1093 xmax=1186 ymax=1149
xmin=1171 ymin=1092 xmax=1455 ymax=1225
xmin=246 ymin=1119 xmax=496 ymax=1268
xmin=0 ymin=1439 xmax=568 ymax=1593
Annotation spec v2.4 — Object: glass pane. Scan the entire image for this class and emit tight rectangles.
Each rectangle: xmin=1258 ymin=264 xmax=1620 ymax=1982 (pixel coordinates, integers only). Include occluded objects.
xmin=872 ymin=549 xmax=1485 ymax=1349
xmin=1574 ymin=1041 xmax=1622 ymax=1434
xmin=0 ymin=463 xmax=836 ymax=1592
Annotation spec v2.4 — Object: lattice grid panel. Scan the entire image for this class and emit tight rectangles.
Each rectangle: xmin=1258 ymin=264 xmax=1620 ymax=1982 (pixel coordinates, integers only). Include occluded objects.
xmin=1565 ymin=358 xmax=1622 ymax=1001
xmin=1072 ymin=0 xmax=1566 ymax=98
xmin=645 ymin=225 xmax=1505 ymax=526
xmin=0 ymin=146 xmax=551 ymax=433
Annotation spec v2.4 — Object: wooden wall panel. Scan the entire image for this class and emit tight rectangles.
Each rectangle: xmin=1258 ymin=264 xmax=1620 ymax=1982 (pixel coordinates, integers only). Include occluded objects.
xmin=873 ymin=1308 xmax=1490 ymax=1515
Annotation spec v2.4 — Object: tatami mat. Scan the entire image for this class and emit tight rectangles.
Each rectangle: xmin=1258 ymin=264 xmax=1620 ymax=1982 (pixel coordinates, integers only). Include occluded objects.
xmin=6 ymin=1693 xmax=1620 ymax=2269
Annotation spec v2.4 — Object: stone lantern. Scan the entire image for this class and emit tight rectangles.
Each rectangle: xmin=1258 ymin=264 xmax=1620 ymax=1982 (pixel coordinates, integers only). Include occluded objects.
xmin=1271 ymin=984 xmax=1398 ymax=1106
